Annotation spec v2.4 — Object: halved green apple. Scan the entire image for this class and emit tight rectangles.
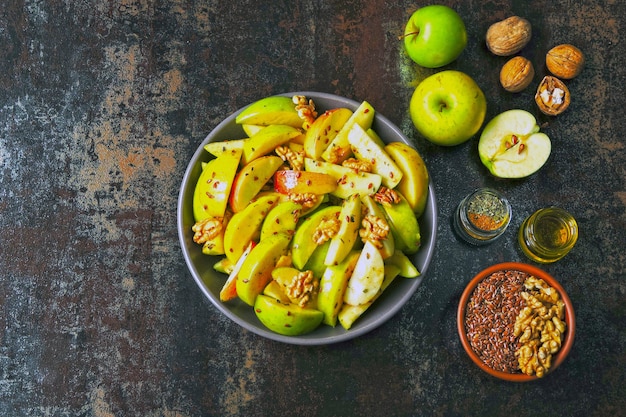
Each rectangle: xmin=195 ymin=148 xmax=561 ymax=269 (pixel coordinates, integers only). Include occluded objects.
xmin=230 ymin=155 xmax=284 ymax=213
xmin=347 ymin=124 xmax=403 ymax=189
xmin=478 ymin=109 xmax=552 ymax=178
xmin=235 ymin=95 xmax=303 ymax=128
xmin=254 ymin=294 xmax=324 ymax=336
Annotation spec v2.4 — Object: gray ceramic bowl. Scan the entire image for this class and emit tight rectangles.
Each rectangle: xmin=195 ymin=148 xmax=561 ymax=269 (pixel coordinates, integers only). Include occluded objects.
xmin=177 ymin=92 xmax=437 ymax=345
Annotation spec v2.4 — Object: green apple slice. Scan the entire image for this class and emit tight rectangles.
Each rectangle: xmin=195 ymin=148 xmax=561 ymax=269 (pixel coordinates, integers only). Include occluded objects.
xmin=254 ymin=294 xmax=324 ymax=336
xmin=193 ymin=148 xmax=242 ymax=221
xmin=235 ymin=96 xmax=303 ymax=128
xmin=347 ymin=124 xmax=403 ymax=189
xmin=321 ymin=101 xmax=375 ymax=164
xmin=291 ymin=205 xmax=341 ymax=269
xmin=343 ymin=241 xmax=385 ymax=306
xmin=204 ymin=139 xmax=245 ymax=157
xmin=384 ymin=142 xmax=429 ymax=217
xmin=242 ymin=124 xmax=302 ymax=165
xmin=385 ymin=250 xmax=420 ymax=278
xmin=324 ymin=193 xmax=362 ymax=266
xmin=260 ymin=201 xmax=302 ymax=241
xmin=223 ymin=195 xmax=280 ymax=264
xmin=304 ymin=157 xmax=382 ymax=200
xmin=318 ymin=251 xmax=360 ymax=326
xmin=230 ymin=155 xmax=284 ymax=213
xmin=338 ymin=264 xmax=401 ymax=330
xmin=304 ymin=107 xmax=353 ymax=160
xmin=380 ymin=191 xmax=421 ymax=254
xmin=478 ymin=109 xmax=552 ymax=178
xmin=236 ymin=233 xmax=291 ymax=306
xmin=360 ymin=194 xmax=395 ymax=259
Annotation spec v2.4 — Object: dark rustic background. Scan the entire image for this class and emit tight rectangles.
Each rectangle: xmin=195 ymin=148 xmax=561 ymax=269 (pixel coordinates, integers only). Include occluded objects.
xmin=1 ymin=1 xmax=624 ymax=416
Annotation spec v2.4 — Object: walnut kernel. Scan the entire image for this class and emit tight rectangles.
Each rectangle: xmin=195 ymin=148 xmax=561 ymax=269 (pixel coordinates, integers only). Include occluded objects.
xmin=535 ymin=75 xmax=571 ymax=116
xmin=500 ymin=56 xmax=535 ymax=93
xmin=546 ymin=44 xmax=584 ymax=79
xmin=486 ymin=16 xmax=532 ymax=56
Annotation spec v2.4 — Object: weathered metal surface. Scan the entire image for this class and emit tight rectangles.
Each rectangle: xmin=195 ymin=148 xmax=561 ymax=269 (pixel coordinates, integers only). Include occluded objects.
xmin=0 ymin=1 xmax=624 ymax=416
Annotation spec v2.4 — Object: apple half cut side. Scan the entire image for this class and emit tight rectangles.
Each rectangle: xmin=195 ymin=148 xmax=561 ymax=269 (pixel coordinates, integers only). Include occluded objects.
xmin=478 ymin=109 xmax=552 ymax=179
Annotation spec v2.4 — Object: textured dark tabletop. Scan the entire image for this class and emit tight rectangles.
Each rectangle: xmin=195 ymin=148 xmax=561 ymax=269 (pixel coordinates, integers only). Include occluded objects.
xmin=1 ymin=1 xmax=624 ymax=416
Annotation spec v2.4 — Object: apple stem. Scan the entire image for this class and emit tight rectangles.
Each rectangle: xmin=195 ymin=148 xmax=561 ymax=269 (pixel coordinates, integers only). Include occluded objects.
xmin=398 ymin=30 xmax=419 ymax=41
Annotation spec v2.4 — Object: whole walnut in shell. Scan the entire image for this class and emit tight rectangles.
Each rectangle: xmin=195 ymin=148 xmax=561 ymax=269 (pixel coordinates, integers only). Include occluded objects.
xmin=546 ymin=44 xmax=584 ymax=79
xmin=486 ymin=16 xmax=532 ymax=56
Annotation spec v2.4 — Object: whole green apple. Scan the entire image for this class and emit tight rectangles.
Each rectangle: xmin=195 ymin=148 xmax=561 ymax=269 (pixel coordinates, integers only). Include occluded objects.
xmin=409 ymin=70 xmax=487 ymax=146
xmin=403 ymin=5 xmax=467 ymax=68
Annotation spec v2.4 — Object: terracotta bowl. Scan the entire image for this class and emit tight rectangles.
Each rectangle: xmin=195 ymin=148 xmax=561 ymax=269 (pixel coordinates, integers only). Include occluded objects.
xmin=178 ymin=92 xmax=437 ymax=345
xmin=457 ymin=262 xmax=575 ymax=381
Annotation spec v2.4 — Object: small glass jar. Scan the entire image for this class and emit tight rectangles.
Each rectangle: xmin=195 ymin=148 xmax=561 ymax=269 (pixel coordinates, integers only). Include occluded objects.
xmin=518 ymin=207 xmax=578 ymax=263
xmin=453 ymin=188 xmax=512 ymax=245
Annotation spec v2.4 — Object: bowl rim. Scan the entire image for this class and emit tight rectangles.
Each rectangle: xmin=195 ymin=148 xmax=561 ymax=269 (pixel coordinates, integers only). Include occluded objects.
xmin=456 ymin=261 xmax=576 ymax=381
xmin=177 ymin=91 xmax=438 ymax=345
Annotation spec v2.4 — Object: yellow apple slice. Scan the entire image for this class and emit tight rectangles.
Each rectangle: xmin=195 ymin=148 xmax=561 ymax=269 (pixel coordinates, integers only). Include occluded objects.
xmin=223 ymin=194 xmax=280 ymax=263
xmin=229 ymin=155 xmax=284 ymax=213
xmin=235 ymin=95 xmax=303 ymax=128
xmin=219 ymin=241 xmax=254 ymax=302
xmin=273 ymin=170 xmax=337 ymax=195
xmin=254 ymin=294 xmax=324 ymax=336
xmin=260 ymin=201 xmax=302 ymax=241
xmin=242 ymin=124 xmax=302 ymax=165
xmin=324 ymin=194 xmax=362 ymax=266
xmin=343 ymin=240 xmax=385 ymax=306
xmin=193 ymin=148 xmax=242 ymax=221
xmin=318 ymin=251 xmax=360 ymax=326
xmin=338 ymin=264 xmax=400 ymax=330
xmin=304 ymin=158 xmax=381 ymax=199
xmin=322 ymin=101 xmax=375 ymax=164
xmin=347 ymin=123 xmax=403 ymax=189
xmin=304 ymin=107 xmax=353 ymax=159
xmin=236 ymin=233 xmax=291 ymax=306
xmin=384 ymin=142 xmax=429 ymax=217
xmin=263 ymin=279 xmax=291 ymax=304
xmin=203 ymin=139 xmax=245 ymax=158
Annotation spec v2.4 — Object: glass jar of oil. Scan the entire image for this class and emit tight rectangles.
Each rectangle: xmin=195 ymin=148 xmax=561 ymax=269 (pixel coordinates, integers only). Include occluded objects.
xmin=518 ymin=207 xmax=578 ymax=263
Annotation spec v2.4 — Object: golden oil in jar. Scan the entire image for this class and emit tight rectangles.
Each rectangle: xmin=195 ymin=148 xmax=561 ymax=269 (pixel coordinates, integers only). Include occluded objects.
xmin=518 ymin=207 xmax=578 ymax=263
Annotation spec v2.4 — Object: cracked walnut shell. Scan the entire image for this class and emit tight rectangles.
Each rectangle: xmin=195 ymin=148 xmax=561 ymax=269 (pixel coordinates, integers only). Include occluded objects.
xmin=546 ymin=44 xmax=585 ymax=79
xmin=535 ymin=76 xmax=571 ymax=116
xmin=500 ymin=56 xmax=535 ymax=92
xmin=486 ymin=16 xmax=532 ymax=56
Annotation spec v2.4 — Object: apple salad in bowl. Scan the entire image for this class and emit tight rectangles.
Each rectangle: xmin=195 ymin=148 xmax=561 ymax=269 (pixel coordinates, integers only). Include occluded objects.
xmin=177 ymin=92 xmax=437 ymax=344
